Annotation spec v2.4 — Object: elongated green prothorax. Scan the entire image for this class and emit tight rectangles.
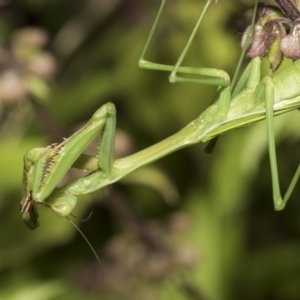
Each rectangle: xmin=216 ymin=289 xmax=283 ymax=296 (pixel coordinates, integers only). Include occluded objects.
xmin=21 ymin=0 xmax=300 ymax=229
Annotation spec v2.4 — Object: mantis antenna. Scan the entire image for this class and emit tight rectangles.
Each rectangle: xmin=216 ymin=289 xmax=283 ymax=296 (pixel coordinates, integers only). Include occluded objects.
xmin=67 ymin=217 xmax=103 ymax=275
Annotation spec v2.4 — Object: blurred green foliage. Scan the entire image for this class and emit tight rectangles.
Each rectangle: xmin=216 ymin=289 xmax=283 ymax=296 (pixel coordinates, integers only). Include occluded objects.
xmin=1 ymin=0 xmax=300 ymax=299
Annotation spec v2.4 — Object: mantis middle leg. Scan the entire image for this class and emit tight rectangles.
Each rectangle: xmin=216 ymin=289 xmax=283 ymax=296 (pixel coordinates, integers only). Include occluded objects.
xmin=265 ymin=76 xmax=300 ymax=210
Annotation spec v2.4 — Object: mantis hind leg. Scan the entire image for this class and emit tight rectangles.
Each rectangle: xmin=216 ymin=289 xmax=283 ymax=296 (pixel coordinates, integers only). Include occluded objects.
xmin=265 ymin=77 xmax=300 ymax=210
xmin=139 ymin=0 xmax=230 ymax=87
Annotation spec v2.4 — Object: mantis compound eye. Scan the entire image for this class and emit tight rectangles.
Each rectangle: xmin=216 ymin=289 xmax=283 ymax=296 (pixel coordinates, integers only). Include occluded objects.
xmin=46 ymin=191 xmax=77 ymax=218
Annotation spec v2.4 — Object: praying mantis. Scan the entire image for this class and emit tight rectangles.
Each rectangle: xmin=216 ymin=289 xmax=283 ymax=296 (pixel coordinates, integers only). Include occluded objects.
xmin=21 ymin=0 xmax=300 ymax=230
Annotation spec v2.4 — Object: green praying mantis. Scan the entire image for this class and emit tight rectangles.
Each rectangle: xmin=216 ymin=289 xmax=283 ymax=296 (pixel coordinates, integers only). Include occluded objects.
xmin=21 ymin=0 xmax=300 ymax=230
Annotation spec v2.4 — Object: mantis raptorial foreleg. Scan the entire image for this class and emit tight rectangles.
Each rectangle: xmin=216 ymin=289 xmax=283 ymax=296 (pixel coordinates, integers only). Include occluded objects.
xmin=21 ymin=103 xmax=116 ymax=229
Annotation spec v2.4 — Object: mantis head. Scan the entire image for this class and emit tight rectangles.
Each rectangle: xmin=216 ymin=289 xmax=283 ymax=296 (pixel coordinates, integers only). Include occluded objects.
xmin=45 ymin=191 xmax=77 ymax=218
xmin=20 ymin=190 xmax=77 ymax=230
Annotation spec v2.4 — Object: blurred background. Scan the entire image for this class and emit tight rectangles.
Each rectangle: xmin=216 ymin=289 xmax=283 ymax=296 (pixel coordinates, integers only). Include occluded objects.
xmin=1 ymin=0 xmax=300 ymax=299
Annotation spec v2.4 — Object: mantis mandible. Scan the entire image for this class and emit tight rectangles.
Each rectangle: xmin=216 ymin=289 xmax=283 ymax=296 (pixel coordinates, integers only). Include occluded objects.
xmin=21 ymin=0 xmax=300 ymax=230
